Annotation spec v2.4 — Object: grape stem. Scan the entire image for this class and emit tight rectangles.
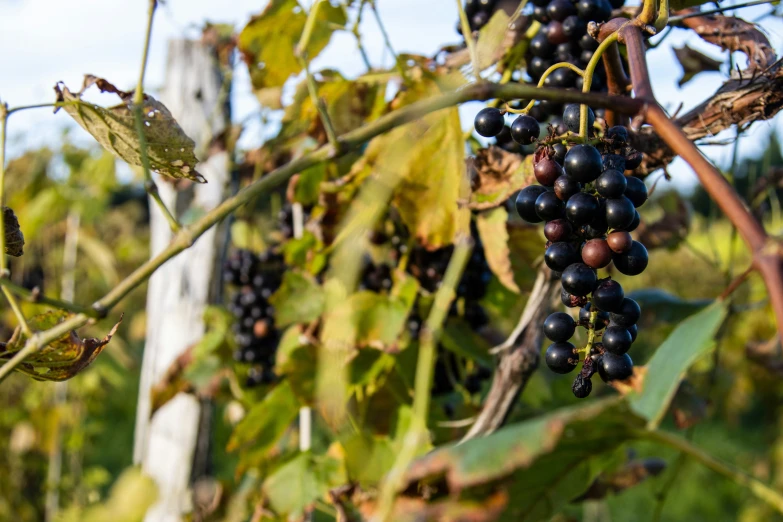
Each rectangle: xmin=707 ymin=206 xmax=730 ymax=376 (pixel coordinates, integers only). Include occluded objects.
xmin=509 ymin=63 xmax=586 ymax=115
xmin=580 ymin=308 xmax=599 ymax=356
xmin=579 ymin=32 xmax=620 ymax=138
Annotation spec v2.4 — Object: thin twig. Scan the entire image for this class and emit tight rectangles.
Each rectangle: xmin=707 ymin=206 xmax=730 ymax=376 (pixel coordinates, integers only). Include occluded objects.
xmin=296 ymin=1 xmax=340 ymax=149
xmin=580 ymin=32 xmax=620 ymax=137
xmin=133 ymin=0 xmax=180 ymax=233
xmin=640 ymin=429 xmax=783 ymax=514
xmin=370 ymin=1 xmax=407 ymax=81
xmin=669 ymin=0 xmax=780 ymax=22
xmin=374 ymin=238 xmax=472 ymax=522
xmin=2 ymin=287 xmax=32 ymax=337
xmin=0 ymin=104 xmax=32 ymax=337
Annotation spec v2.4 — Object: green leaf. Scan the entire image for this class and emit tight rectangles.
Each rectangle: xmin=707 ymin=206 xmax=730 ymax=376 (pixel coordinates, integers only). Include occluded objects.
xmin=404 ymin=398 xmax=643 ymax=519
xmin=468 ymin=149 xmax=533 ymax=210
xmin=476 ymin=207 xmax=519 ymax=293
xmin=239 ymin=0 xmax=347 ymax=99
xmin=0 ymin=311 xmax=122 ymax=382
xmin=440 ymin=320 xmax=493 ymax=367
xmin=227 ymin=380 xmax=300 ymax=452
xmin=629 ymin=301 xmax=728 ymax=428
xmin=54 ymin=76 xmax=204 ymax=183
xmin=342 ymin=433 xmax=397 ymax=487
xmin=476 ymin=10 xmax=510 ymax=71
xmin=269 ymin=271 xmax=325 ymax=327
xmin=405 ymin=397 xmax=635 ymax=489
xmin=627 ymin=289 xmax=712 ymax=324
xmin=321 ymin=291 xmax=411 ymax=350
xmin=3 ymin=207 xmax=24 ymax=257
xmin=263 ymin=453 xmax=346 ymax=518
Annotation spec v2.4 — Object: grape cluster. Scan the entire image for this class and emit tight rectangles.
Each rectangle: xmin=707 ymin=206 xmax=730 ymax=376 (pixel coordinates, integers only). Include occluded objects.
xmin=504 ymin=108 xmax=647 ymax=397
xmin=224 ymin=249 xmax=285 ymax=387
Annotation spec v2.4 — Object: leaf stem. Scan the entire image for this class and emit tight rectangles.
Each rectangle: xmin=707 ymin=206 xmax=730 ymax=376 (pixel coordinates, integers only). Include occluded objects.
xmin=455 ymin=0 xmax=481 ymax=80
xmin=132 ymin=0 xmax=180 ymax=233
xmin=580 ymin=32 xmax=619 ymax=138
xmin=510 ymin=63 xmax=586 ymax=114
xmin=374 ymin=237 xmax=472 ymax=522
xmin=2 ymin=286 xmax=31 ymax=337
xmin=639 ymin=429 xmax=783 ymax=514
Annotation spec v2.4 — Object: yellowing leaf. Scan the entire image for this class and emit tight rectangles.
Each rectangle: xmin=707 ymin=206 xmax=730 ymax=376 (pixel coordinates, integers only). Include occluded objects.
xmin=239 ymin=0 xmax=347 ymax=102
xmin=476 ymin=207 xmax=519 ymax=293
xmin=0 ymin=311 xmax=122 ymax=381
xmin=385 ymin=82 xmax=470 ymax=249
xmin=54 ymin=75 xmax=204 ymax=183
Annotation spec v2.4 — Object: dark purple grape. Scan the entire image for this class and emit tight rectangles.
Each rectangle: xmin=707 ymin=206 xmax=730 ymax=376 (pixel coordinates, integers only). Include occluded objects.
xmin=475 ymin=107 xmax=506 ymax=137
xmin=561 ymin=263 xmax=598 ymax=297
xmin=515 ymin=185 xmax=548 ymax=223
xmin=613 ymin=241 xmax=649 ymax=276
xmin=546 ymin=342 xmax=578 ymax=373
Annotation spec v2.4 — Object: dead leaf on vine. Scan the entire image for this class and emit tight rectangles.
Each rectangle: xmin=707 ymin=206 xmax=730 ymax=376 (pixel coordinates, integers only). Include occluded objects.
xmin=466 ymin=146 xmax=533 ymax=210
xmin=3 ymin=206 xmax=24 ymax=257
xmin=678 ymin=9 xmax=776 ymax=72
xmin=673 ymin=44 xmax=722 ymax=87
xmin=0 ymin=311 xmax=122 ymax=381
xmin=476 ymin=207 xmax=520 ymax=293
xmin=54 ymin=75 xmax=205 ymax=183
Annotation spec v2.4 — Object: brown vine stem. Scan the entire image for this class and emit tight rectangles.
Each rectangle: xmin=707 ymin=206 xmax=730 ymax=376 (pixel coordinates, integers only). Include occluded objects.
xmin=601 ymin=41 xmax=631 ymax=127
xmin=621 ymin=23 xmax=783 ymax=334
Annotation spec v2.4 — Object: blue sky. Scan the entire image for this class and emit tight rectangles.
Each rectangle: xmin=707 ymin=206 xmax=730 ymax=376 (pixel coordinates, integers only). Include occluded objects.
xmin=1 ymin=0 xmax=782 ymax=192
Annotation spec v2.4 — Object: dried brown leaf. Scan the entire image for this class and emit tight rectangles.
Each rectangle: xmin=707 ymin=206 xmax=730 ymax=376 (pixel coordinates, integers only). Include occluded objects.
xmin=467 ymin=146 xmax=533 ymax=210
xmin=678 ymin=10 xmax=776 ymax=72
